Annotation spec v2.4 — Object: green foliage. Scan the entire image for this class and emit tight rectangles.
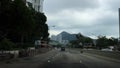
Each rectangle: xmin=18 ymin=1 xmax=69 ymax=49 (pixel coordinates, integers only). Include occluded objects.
xmin=57 ymin=44 xmax=62 ymax=47
xmin=0 ymin=38 xmax=16 ymax=50
xmin=96 ymin=36 xmax=108 ymax=48
xmin=69 ymin=33 xmax=118 ymax=49
xmin=108 ymin=37 xmax=118 ymax=46
xmin=52 ymin=44 xmax=62 ymax=48
xmin=33 ymin=12 xmax=49 ymax=41
xmin=76 ymin=33 xmax=93 ymax=44
xmin=0 ymin=0 xmax=13 ymax=39
xmin=12 ymin=0 xmax=35 ymax=36
xmin=17 ymin=43 xmax=35 ymax=49
xmin=96 ymin=36 xmax=118 ymax=49
xmin=69 ymin=40 xmax=78 ymax=48
xmin=0 ymin=0 xmax=49 ymax=49
xmin=70 ymin=40 xmax=78 ymax=46
xmin=69 ymin=33 xmax=93 ymax=48
xmin=27 ymin=2 xmax=33 ymax=10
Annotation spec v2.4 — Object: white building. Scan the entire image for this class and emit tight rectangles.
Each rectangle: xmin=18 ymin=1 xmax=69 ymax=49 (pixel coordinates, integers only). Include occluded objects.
xmin=57 ymin=34 xmax=62 ymax=44
xmin=51 ymin=34 xmax=69 ymax=45
xmin=32 ymin=0 xmax=44 ymax=12
xmin=51 ymin=35 xmax=57 ymax=41
xmin=51 ymin=34 xmax=62 ymax=44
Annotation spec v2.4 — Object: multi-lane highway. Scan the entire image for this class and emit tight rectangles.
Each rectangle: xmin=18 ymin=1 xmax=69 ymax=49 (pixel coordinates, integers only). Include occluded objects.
xmin=0 ymin=48 xmax=120 ymax=68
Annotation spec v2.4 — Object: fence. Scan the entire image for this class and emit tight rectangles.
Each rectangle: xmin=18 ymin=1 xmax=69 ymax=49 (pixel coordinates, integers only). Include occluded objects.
xmin=0 ymin=47 xmax=52 ymax=61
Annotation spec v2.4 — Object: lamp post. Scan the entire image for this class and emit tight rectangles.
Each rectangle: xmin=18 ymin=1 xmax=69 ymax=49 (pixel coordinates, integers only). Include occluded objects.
xmin=118 ymin=8 xmax=120 ymax=43
xmin=117 ymin=8 xmax=120 ymax=51
xmin=91 ymin=33 xmax=97 ymax=48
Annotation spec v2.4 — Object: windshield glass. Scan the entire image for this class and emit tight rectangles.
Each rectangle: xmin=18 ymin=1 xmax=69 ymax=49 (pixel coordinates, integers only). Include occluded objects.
xmin=0 ymin=0 xmax=120 ymax=68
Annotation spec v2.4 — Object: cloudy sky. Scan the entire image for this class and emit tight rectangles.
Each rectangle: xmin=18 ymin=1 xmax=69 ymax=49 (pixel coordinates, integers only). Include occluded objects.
xmin=43 ymin=0 xmax=119 ymax=38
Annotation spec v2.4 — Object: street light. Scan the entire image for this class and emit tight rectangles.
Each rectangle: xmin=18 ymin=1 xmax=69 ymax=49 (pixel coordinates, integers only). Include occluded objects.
xmin=91 ymin=33 xmax=97 ymax=48
xmin=118 ymin=8 xmax=120 ymax=43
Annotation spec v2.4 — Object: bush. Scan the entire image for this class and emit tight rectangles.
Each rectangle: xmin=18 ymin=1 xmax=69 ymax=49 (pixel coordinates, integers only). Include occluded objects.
xmin=0 ymin=38 xmax=16 ymax=50
xmin=17 ymin=43 xmax=35 ymax=49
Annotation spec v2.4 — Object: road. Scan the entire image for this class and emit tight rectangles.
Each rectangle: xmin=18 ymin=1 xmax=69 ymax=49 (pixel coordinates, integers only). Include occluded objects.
xmin=0 ymin=48 xmax=120 ymax=68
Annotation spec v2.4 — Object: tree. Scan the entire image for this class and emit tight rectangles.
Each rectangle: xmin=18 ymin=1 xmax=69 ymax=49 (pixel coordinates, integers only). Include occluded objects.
xmin=0 ymin=0 xmax=49 ymax=49
xmin=69 ymin=40 xmax=79 ymax=48
xmin=42 ymin=24 xmax=49 ymax=41
xmin=0 ymin=38 xmax=16 ymax=50
xmin=108 ymin=37 xmax=118 ymax=46
xmin=96 ymin=36 xmax=108 ymax=49
xmin=10 ymin=0 xmax=35 ymax=43
xmin=33 ymin=12 xmax=49 ymax=41
xmin=0 ymin=0 xmax=13 ymax=40
xmin=69 ymin=33 xmax=93 ymax=48
xmin=96 ymin=36 xmax=118 ymax=49
xmin=76 ymin=33 xmax=93 ymax=45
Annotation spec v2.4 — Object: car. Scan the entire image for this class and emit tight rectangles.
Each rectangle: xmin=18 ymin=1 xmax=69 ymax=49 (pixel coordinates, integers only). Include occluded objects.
xmin=61 ymin=47 xmax=65 ymax=51
xmin=101 ymin=48 xmax=113 ymax=51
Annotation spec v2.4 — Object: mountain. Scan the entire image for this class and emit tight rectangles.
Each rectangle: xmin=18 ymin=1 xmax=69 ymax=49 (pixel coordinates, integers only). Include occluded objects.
xmin=58 ymin=31 xmax=77 ymax=41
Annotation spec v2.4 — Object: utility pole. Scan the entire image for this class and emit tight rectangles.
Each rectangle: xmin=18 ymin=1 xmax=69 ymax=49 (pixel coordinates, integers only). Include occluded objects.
xmin=117 ymin=8 xmax=120 ymax=51
xmin=118 ymin=8 xmax=120 ymax=43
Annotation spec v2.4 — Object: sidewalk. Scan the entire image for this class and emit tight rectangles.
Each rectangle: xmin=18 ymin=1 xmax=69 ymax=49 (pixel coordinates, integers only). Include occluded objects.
xmin=0 ymin=48 xmax=53 ymax=64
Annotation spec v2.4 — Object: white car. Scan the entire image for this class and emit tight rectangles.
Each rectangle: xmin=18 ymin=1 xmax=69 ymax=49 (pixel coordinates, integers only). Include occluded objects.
xmin=101 ymin=48 xmax=113 ymax=51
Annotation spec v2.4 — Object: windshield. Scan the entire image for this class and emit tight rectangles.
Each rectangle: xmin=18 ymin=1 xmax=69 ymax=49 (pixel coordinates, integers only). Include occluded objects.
xmin=0 ymin=0 xmax=120 ymax=68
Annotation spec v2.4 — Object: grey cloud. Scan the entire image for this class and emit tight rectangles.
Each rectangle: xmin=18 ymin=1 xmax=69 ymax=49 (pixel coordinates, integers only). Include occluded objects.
xmin=80 ymin=16 xmax=119 ymax=37
xmin=28 ymin=0 xmax=120 ymax=38
xmin=49 ymin=14 xmax=119 ymax=37
xmin=44 ymin=0 xmax=100 ymax=13
xmin=45 ymin=0 xmax=119 ymax=38
xmin=104 ymin=0 xmax=120 ymax=11
xmin=97 ymin=16 xmax=118 ymax=26
xmin=81 ymin=17 xmax=119 ymax=37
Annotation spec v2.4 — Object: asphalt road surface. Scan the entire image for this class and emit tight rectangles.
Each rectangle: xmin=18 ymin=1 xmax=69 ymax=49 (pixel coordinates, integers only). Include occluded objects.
xmin=0 ymin=48 xmax=120 ymax=68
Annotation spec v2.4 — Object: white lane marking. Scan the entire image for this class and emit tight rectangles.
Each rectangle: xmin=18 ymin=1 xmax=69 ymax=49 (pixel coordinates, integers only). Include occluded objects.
xmin=80 ymin=60 xmax=82 ymax=63
xmin=48 ymin=60 xmax=50 ymax=63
